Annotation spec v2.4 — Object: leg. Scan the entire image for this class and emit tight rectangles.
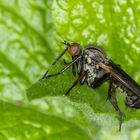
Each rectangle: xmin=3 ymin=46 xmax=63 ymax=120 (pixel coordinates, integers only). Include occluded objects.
xmin=41 ymin=56 xmax=82 ymax=80
xmin=64 ymin=78 xmax=79 ymax=96
xmin=72 ymin=63 xmax=76 ymax=76
xmin=52 ymin=46 xmax=69 ymax=65
xmin=108 ymin=80 xmax=123 ymax=131
xmin=91 ymin=73 xmax=109 ymax=88
xmin=52 ymin=40 xmax=70 ymax=65
xmin=72 ymin=56 xmax=77 ymax=76
xmin=40 ymin=43 xmax=70 ymax=80
xmin=41 ymin=70 xmax=49 ymax=80
xmin=63 ymin=58 xmax=77 ymax=76
xmin=80 ymin=75 xmax=86 ymax=85
xmin=64 ymin=73 xmax=85 ymax=96
xmin=63 ymin=59 xmax=71 ymax=65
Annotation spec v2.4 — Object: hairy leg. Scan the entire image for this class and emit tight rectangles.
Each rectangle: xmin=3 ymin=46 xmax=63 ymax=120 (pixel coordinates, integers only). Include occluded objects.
xmin=108 ymin=80 xmax=123 ymax=131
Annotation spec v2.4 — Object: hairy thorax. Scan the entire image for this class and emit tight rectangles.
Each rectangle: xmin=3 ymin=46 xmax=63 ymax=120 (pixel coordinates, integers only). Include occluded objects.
xmin=83 ymin=48 xmax=107 ymax=87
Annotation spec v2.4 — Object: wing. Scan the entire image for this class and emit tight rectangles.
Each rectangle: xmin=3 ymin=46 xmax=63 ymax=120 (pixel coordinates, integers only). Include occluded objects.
xmin=99 ymin=60 xmax=140 ymax=97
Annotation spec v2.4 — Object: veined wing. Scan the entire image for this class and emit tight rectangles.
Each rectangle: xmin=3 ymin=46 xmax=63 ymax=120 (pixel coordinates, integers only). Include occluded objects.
xmin=99 ymin=61 xmax=140 ymax=97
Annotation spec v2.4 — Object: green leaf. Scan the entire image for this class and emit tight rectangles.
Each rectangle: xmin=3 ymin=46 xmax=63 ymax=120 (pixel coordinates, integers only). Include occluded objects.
xmin=0 ymin=100 xmax=91 ymax=140
xmin=0 ymin=0 xmax=54 ymax=101
xmin=0 ymin=0 xmax=140 ymax=139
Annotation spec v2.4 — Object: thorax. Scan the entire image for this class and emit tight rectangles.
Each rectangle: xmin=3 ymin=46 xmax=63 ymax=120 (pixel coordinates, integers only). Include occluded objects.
xmin=82 ymin=48 xmax=107 ymax=86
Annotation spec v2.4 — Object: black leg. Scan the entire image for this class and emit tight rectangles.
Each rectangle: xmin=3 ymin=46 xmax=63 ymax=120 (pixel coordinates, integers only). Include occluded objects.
xmin=72 ymin=63 xmax=76 ymax=76
xmin=63 ymin=59 xmax=71 ymax=65
xmin=64 ymin=73 xmax=85 ymax=96
xmin=72 ymin=56 xmax=77 ymax=76
xmin=64 ymin=78 xmax=79 ymax=96
xmin=63 ymin=58 xmax=77 ymax=77
xmin=63 ymin=57 xmax=77 ymax=77
xmin=80 ymin=75 xmax=86 ymax=85
xmin=41 ymin=56 xmax=82 ymax=79
xmin=108 ymin=80 xmax=123 ymax=131
xmin=91 ymin=73 xmax=109 ymax=88
xmin=52 ymin=46 xmax=69 ymax=65
xmin=40 ymin=42 xmax=70 ymax=80
xmin=41 ymin=70 xmax=49 ymax=79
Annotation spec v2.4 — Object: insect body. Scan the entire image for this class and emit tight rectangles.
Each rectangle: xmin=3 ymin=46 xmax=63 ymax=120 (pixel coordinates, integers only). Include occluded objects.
xmin=41 ymin=41 xmax=140 ymax=131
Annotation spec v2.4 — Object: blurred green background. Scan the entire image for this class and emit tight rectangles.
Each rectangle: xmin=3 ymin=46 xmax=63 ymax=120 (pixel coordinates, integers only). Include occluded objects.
xmin=0 ymin=0 xmax=140 ymax=139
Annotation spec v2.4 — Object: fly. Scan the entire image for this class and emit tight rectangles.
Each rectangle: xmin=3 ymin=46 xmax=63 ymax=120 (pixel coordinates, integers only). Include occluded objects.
xmin=40 ymin=41 xmax=140 ymax=131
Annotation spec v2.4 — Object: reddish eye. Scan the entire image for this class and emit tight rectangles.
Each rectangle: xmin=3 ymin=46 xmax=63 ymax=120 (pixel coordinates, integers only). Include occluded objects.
xmin=68 ymin=43 xmax=79 ymax=56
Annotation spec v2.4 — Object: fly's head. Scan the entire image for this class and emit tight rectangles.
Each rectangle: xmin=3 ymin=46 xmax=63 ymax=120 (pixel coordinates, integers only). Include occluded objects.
xmin=63 ymin=40 xmax=82 ymax=57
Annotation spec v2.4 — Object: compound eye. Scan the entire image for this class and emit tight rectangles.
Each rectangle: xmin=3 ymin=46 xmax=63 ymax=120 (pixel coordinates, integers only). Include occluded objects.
xmin=68 ymin=43 xmax=80 ymax=56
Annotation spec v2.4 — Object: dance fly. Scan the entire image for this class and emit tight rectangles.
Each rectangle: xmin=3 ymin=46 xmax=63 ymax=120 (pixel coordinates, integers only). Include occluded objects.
xmin=41 ymin=41 xmax=140 ymax=131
